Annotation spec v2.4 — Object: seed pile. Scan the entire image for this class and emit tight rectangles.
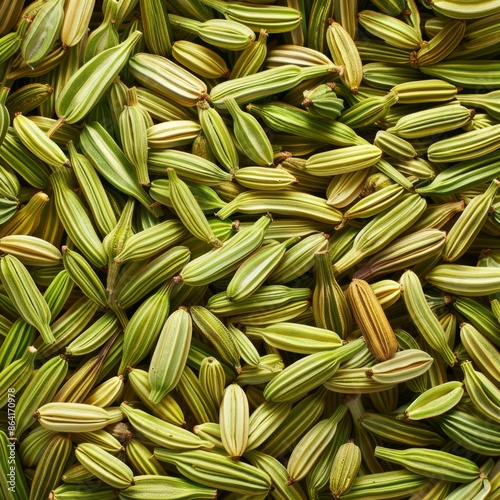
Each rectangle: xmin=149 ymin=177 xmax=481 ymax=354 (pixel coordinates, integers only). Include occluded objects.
xmin=0 ymin=0 xmax=500 ymax=498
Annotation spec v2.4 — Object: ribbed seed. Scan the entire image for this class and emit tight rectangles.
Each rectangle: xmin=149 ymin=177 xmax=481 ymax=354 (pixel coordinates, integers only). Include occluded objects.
xmin=219 ymin=383 xmax=249 ymax=460
xmin=62 ymin=246 xmax=107 ymax=308
xmin=460 ymin=322 xmax=500 ymax=385
xmin=198 ymin=99 xmax=239 ymax=173
xmin=0 ymin=255 xmax=54 ymax=344
xmin=180 ymin=214 xmax=271 ymax=286
xmin=340 ymin=470 xmax=427 ymax=500
xmin=15 ymin=354 xmax=68 ymax=436
xmin=444 ymin=180 xmax=500 ymax=261
xmin=226 ymin=238 xmax=292 ymax=302
xmin=173 ymin=40 xmax=229 ymax=78
xmin=353 ymin=229 xmax=446 ymax=282
xmin=154 ymin=448 xmax=271 ymax=495
xmin=124 ymin=439 xmax=167 ymax=476
xmin=21 ymin=0 xmax=64 ymax=68
xmin=120 ymin=402 xmax=213 ymax=451
xmin=55 ymin=31 xmax=142 ymax=126
xmin=119 ymin=475 xmax=216 ymax=499
xmin=167 ymin=167 xmax=222 ymax=246
xmin=169 ymin=16 xmax=256 ymax=52
xmin=374 ymin=446 xmax=480 ymax=483
xmin=6 ymin=84 xmax=53 ymax=117
xmin=313 ymin=251 xmax=352 ymax=339
xmin=190 ymin=305 xmax=241 ymax=373
xmin=326 ymin=20 xmax=362 ymax=93
xmin=140 ymin=0 xmax=172 ymax=57
xmin=83 ymin=0 xmax=119 ymax=62
xmin=80 ymin=122 xmax=161 ymax=216
xmin=149 ymin=307 xmax=192 ymax=403
xmin=119 ymin=87 xmax=151 ymax=187
xmin=263 ymin=338 xmax=364 ymax=402
xmin=438 ymin=410 xmax=500 ymax=457
xmin=50 ymin=169 xmax=107 ymax=268
xmin=118 ymin=282 xmax=172 ymax=374
xmin=115 ymin=246 xmax=190 ymax=309
xmin=462 ymin=360 xmax=500 ymax=424
xmin=13 ymin=113 xmax=69 ymax=170
xmin=426 ymin=264 xmax=500 ymax=297
xmin=247 ymin=322 xmax=342 ymax=354
xmin=129 ymin=52 xmax=207 ymax=107
xmin=199 ymin=356 xmax=226 ymax=410
xmin=178 ymin=365 xmax=219 ymax=423
xmin=402 ymin=381 xmax=464 ymax=421
xmin=231 ymin=29 xmax=268 ymax=79
xmin=29 ymin=433 xmax=72 ymax=500
xmin=67 ymin=141 xmax=117 ymax=237
xmin=287 ymin=405 xmax=347 ymax=484
xmin=359 ymin=412 xmax=445 ymax=447
xmin=347 ymin=278 xmax=398 ymax=361
xmin=60 ymin=0 xmax=96 ymax=46
xmin=0 ymin=345 xmax=37 ymax=407
xmin=75 ymin=442 xmax=133 ymax=489
xmin=34 ymin=402 xmax=122 ymax=433
xmin=226 ymin=96 xmax=274 ymax=167
xmin=329 ymin=441 xmax=362 ymax=499
xmin=128 ymin=368 xmax=186 ymax=426
xmin=333 ymin=194 xmax=427 ymax=275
